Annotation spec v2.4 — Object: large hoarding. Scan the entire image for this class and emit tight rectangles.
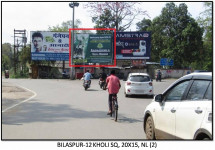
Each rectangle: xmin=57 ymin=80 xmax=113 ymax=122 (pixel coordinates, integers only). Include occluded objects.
xmin=116 ymin=32 xmax=151 ymax=60
xmin=73 ymin=33 xmax=113 ymax=64
xmin=31 ymin=31 xmax=69 ymax=61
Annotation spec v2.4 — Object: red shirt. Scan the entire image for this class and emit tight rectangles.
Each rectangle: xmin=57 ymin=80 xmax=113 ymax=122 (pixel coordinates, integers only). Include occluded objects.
xmin=106 ymin=75 xmax=121 ymax=94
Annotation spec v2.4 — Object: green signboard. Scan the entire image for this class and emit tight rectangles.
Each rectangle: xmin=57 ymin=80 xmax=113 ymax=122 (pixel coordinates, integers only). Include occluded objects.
xmin=73 ymin=34 xmax=112 ymax=64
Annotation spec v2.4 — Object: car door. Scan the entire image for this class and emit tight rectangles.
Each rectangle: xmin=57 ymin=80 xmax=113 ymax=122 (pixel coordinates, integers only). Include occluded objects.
xmin=175 ymin=80 xmax=211 ymax=139
xmin=154 ymin=80 xmax=190 ymax=139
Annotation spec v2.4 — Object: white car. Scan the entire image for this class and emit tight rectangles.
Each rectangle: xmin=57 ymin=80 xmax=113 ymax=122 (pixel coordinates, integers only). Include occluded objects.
xmin=124 ymin=73 xmax=153 ymax=97
xmin=143 ymin=72 xmax=212 ymax=140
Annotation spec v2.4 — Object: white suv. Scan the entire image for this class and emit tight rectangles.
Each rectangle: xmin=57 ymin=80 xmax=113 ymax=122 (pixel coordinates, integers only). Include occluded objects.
xmin=143 ymin=72 xmax=212 ymax=140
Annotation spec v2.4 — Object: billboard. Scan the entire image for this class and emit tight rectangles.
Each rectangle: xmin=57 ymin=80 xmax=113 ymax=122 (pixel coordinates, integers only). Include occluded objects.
xmin=73 ymin=33 xmax=113 ymax=64
xmin=116 ymin=32 xmax=151 ymax=60
xmin=31 ymin=31 xmax=69 ymax=61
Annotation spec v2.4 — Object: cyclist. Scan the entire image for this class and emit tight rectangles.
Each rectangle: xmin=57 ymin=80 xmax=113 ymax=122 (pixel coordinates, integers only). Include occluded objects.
xmin=105 ymin=70 xmax=121 ymax=115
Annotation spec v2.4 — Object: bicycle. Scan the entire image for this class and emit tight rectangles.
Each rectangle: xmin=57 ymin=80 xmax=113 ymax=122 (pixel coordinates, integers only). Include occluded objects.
xmin=110 ymin=94 xmax=118 ymax=122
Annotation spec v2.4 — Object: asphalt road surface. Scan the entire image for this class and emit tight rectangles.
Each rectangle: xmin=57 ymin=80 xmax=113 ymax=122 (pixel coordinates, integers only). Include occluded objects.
xmin=2 ymin=78 xmax=176 ymax=140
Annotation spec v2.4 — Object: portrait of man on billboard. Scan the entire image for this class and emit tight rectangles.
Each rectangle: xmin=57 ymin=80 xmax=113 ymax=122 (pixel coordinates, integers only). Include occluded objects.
xmin=32 ymin=32 xmax=44 ymax=52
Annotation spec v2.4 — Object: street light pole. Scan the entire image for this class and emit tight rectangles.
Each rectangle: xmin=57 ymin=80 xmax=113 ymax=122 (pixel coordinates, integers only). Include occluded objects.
xmin=69 ymin=2 xmax=79 ymax=80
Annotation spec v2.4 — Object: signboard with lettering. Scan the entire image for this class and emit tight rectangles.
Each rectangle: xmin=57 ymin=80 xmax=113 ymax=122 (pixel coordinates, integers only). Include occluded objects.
xmin=73 ymin=34 xmax=112 ymax=64
xmin=31 ymin=31 xmax=69 ymax=60
xmin=116 ymin=32 xmax=151 ymax=60
xmin=160 ymin=58 xmax=174 ymax=66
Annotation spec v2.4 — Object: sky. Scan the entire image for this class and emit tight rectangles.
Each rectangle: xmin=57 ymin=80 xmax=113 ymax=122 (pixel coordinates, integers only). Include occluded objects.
xmin=2 ymin=1 xmax=206 ymax=45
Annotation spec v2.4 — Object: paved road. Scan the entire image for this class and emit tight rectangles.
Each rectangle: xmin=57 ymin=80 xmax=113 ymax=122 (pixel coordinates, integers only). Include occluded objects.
xmin=2 ymin=78 xmax=176 ymax=140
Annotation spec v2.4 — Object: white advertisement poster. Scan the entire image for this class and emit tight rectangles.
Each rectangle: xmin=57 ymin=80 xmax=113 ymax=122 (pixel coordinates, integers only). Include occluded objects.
xmin=31 ymin=31 xmax=69 ymax=60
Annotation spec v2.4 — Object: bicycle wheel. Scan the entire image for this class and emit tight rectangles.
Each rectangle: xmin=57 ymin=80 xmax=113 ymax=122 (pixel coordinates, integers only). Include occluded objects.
xmin=114 ymin=101 xmax=118 ymax=122
xmin=110 ymin=101 xmax=114 ymax=117
xmin=114 ymin=108 xmax=118 ymax=122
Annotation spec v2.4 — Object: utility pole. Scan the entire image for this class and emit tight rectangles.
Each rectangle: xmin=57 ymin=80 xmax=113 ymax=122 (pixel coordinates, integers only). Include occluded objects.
xmin=14 ymin=29 xmax=16 ymax=74
xmin=13 ymin=29 xmax=27 ymax=75
xmin=69 ymin=2 xmax=79 ymax=80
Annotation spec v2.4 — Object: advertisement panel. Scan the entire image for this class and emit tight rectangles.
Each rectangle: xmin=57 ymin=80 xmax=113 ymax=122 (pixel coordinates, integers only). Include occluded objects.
xmin=116 ymin=32 xmax=151 ymax=60
xmin=31 ymin=31 xmax=69 ymax=61
xmin=73 ymin=33 xmax=112 ymax=64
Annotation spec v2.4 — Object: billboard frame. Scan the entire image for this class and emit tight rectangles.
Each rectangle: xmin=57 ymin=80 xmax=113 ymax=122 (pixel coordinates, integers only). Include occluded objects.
xmin=116 ymin=31 xmax=151 ymax=60
xmin=69 ymin=28 xmax=116 ymax=67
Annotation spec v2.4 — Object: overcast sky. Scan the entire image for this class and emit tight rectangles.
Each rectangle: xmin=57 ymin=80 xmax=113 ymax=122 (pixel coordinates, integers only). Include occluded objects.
xmin=2 ymin=1 xmax=206 ymax=44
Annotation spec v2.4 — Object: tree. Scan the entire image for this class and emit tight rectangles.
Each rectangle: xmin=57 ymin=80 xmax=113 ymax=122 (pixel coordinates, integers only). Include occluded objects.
xmin=92 ymin=9 xmax=116 ymax=34
xmin=18 ymin=44 xmax=31 ymax=77
xmin=48 ymin=19 xmax=81 ymax=32
xmin=85 ymin=2 xmax=148 ymax=32
xmin=197 ymin=2 xmax=212 ymax=71
xmin=136 ymin=18 xmax=152 ymax=31
xmin=137 ymin=2 xmax=203 ymax=69
xmin=2 ymin=55 xmax=10 ymax=71
xmin=2 ymin=43 xmax=13 ymax=71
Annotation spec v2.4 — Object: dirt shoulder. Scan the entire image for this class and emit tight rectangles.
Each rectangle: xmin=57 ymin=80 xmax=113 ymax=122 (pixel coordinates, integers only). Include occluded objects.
xmin=2 ymin=81 xmax=35 ymax=111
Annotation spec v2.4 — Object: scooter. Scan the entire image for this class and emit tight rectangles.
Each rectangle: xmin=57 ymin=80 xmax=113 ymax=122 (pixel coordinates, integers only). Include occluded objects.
xmin=99 ymin=78 xmax=106 ymax=90
xmin=83 ymin=80 xmax=90 ymax=90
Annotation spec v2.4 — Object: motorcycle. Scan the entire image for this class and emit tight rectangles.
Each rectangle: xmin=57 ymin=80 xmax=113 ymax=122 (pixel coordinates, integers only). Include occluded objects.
xmin=99 ymin=78 xmax=106 ymax=90
xmin=62 ymin=71 xmax=70 ymax=79
xmin=83 ymin=80 xmax=90 ymax=90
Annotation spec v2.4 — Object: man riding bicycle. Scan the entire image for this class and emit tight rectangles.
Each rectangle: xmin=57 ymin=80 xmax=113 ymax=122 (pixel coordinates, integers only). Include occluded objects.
xmin=105 ymin=70 xmax=121 ymax=115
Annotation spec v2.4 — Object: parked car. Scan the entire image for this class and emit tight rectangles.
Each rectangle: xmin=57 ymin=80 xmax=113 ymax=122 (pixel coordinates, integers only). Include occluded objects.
xmin=124 ymin=73 xmax=153 ymax=97
xmin=143 ymin=72 xmax=212 ymax=140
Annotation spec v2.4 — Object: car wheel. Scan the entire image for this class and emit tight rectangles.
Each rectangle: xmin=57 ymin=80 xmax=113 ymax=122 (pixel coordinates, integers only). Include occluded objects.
xmin=124 ymin=89 xmax=128 ymax=97
xmin=145 ymin=116 xmax=155 ymax=140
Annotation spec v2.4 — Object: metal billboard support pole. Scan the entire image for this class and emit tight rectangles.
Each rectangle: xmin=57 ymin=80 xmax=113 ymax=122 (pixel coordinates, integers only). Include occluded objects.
xmin=69 ymin=2 xmax=79 ymax=80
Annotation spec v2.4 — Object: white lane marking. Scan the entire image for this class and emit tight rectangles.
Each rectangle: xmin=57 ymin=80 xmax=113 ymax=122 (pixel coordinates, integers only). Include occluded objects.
xmin=2 ymin=84 xmax=37 ymax=113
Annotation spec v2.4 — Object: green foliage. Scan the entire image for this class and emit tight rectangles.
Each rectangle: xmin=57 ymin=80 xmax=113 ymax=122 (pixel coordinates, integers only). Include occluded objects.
xmin=92 ymin=9 xmax=116 ymax=34
xmin=48 ymin=19 xmax=81 ymax=32
xmin=136 ymin=18 xmax=152 ymax=31
xmin=49 ymin=67 xmax=62 ymax=79
xmin=2 ymin=43 xmax=13 ymax=71
xmin=197 ymin=2 xmax=212 ymax=71
xmin=137 ymin=2 xmax=204 ymax=69
xmin=2 ymin=55 xmax=10 ymax=71
xmin=10 ymin=68 xmax=29 ymax=78
xmin=19 ymin=45 xmax=31 ymax=65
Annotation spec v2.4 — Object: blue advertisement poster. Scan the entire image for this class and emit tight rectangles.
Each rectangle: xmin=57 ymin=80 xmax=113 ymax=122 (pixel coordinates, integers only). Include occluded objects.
xmin=31 ymin=31 xmax=69 ymax=61
xmin=116 ymin=32 xmax=151 ymax=60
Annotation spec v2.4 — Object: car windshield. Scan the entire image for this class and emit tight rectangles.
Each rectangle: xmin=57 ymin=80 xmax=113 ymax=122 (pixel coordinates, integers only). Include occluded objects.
xmin=129 ymin=75 xmax=150 ymax=82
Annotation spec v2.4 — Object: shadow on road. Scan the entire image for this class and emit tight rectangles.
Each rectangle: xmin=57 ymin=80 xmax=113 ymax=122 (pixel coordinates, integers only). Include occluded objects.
xmin=2 ymin=100 xmax=140 ymax=125
xmin=84 ymin=89 xmax=99 ymax=91
xmin=118 ymin=116 xmax=142 ymax=123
